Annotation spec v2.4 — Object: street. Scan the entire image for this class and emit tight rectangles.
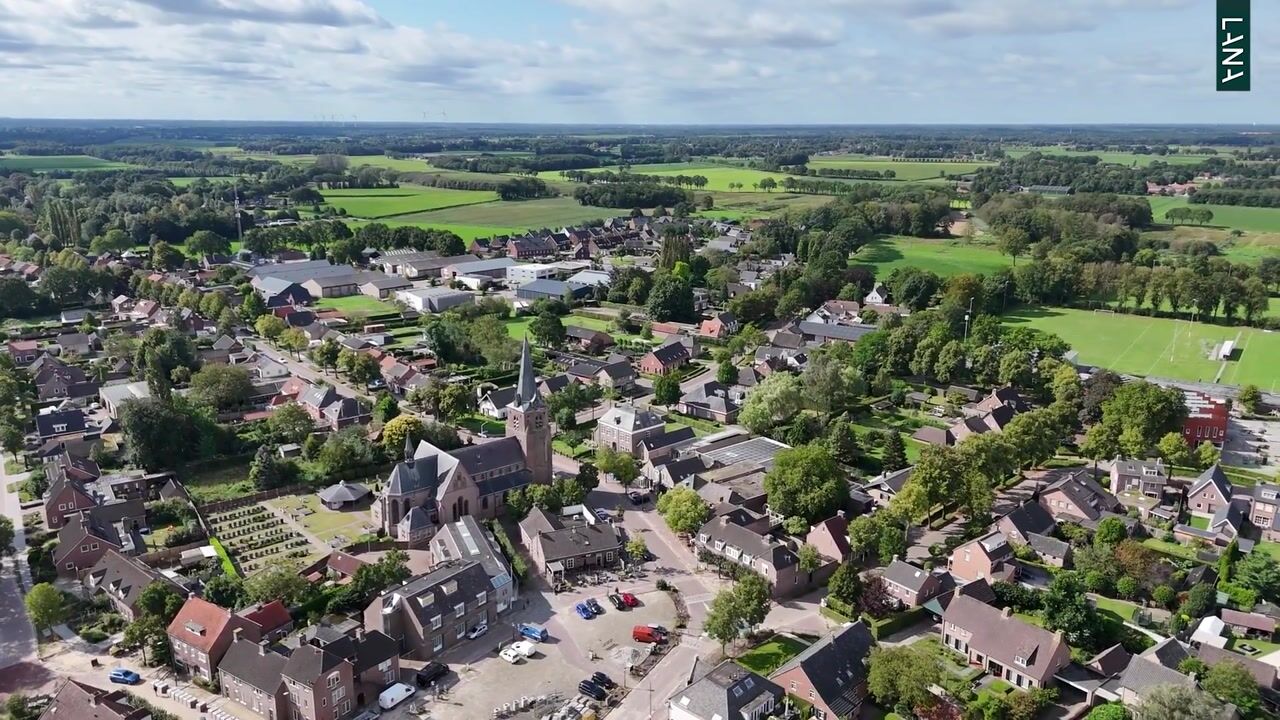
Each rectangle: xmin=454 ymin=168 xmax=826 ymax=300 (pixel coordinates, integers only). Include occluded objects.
xmin=0 ymin=455 xmax=36 ymax=675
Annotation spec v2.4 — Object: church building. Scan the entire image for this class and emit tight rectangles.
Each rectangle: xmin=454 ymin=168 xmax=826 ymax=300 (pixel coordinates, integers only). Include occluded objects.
xmin=373 ymin=339 xmax=553 ymax=543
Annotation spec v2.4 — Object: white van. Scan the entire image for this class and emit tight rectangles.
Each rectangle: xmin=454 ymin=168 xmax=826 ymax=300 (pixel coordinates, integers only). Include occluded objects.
xmin=378 ymin=682 xmax=416 ymax=710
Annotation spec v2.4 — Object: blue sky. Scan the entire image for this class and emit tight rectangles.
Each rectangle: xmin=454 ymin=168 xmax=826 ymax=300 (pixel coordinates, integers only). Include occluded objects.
xmin=1 ymin=0 xmax=1276 ymax=123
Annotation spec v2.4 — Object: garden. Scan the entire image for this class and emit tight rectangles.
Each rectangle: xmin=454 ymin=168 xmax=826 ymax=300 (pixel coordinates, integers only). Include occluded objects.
xmin=207 ymin=503 xmax=312 ymax=576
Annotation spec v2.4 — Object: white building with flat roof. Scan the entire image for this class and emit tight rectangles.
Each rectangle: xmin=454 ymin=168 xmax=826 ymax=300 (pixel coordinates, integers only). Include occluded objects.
xmin=395 ymin=287 xmax=475 ymax=313
xmin=506 ymin=263 xmax=558 ymax=288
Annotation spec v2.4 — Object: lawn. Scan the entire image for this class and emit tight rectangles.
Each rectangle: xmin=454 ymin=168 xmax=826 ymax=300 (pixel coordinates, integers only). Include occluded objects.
xmin=1140 ymin=225 xmax=1280 ymax=265
xmin=268 ymin=494 xmax=373 ymax=546
xmin=1189 ymin=516 xmax=1210 ymax=530
xmin=0 ymin=154 xmax=134 ymax=171
xmin=1093 ymin=596 xmax=1141 ymax=622
xmin=184 ymin=463 xmax=253 ymax=504
xmin=1149 ymin=196 xmax=1280 ymax=235
xmin=1006 ymin=146 xmax=1220 ymax=167
xmin=458 ymin=414 xmax=505 ymax=435
xmin=807 ymin=156 xmax=993 ymax=180
xmin=312 ymin=295 xmax=397 ymax=314
xmin=320 ymin=185 xmax=498 ymax=219
xmin=1226 ymin=636 xmax=1280 ymax=657
xmin=1253 ymin=542 xmax=1280 ymax=562
xmin=735 ymin=635 xmax=810 ymax=675
xmin=851 ymin=236 xmax=1011 ymax=277
xmin=1002 ymin=307 xmax=1280 ymax=390
xmin=1142 ymin=537 xmax=1205 ymax=562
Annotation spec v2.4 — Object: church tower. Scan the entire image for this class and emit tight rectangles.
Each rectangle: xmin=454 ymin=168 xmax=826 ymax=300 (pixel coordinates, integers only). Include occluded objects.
xmin=507 ymin=338 xmax=553 ymax=485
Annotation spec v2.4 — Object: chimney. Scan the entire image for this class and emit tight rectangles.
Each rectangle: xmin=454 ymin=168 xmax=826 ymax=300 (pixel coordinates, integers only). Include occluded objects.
xmin=233 ymin=628 xmax=243 ymax=643
xmin=836 ymin=510 xmax=845 ymax=519
xmin=355 ymin=627 xmax=365 ymax=641
xmin=720 ymin=516 xmax=729 ymax=527
xmin=1001 ymin=607 xmax=1012 ymax=619
xmin=89 ymin=694 xmax=98 ymax=707
xmin=259 ymin=641 xmax=267 ymax=656
xmin=952 ymin=586 xmax=962 ymax=598
xmin=892 ymin=555 xmax=899 ymax=563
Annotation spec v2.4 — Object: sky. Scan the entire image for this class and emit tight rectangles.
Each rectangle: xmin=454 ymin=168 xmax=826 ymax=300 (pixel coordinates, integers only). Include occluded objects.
xmin=2 ymin=0 xmax=1278 ymax=124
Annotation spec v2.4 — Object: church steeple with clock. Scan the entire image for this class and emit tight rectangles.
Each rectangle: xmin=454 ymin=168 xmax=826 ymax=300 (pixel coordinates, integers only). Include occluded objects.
xmin=506 ymin=337 xmax=552 ymax=485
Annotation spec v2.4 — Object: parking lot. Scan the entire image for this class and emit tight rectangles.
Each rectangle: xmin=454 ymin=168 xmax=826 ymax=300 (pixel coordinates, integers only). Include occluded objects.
xmin=422 ymin=588 xmax=677 ymax=720
xmin=1226 ymin=418 xmax=1279 ymax=474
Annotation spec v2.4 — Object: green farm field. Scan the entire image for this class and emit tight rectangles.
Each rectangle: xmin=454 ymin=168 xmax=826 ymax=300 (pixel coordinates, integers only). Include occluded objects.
xmin=807 ymin=156 xmax=992 ymax=180
xmin=1006 ymin=146 xmax=1219 ymax=166
xmin=538 ymin=162 xmax=808 ymax=193
xmin=312 ymin=295 xmax=397 ymax=314
xmin=0 ymin=154 xmax=134 ymax=171
xmin=209 ymin=147 xmax=432 ymax=172
xmin=320 ymin=185 xmax=498 ymax=218
xmin=1004 ymin=307 xmax=1280 ymax=390
xmin=1149 ymin=196 xmax=1280 ymax=235
xmin=1141 ymin=225 xmax=1280 ymax=264
xmin=389 ymin=197 xmax=617 ymax=236
xmin=851 ymin=236 xmax=1011 ymax=277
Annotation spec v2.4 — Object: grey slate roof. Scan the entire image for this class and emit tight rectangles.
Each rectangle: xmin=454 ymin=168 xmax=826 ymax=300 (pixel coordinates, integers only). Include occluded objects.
xmin=318 ymin=481 xmax=370 ymax=504
xmin=642 ymin=426 xmax=696 ymax=452
xmin=669 ymin=661 xmax=783 ymax=720
xmin=1027 ymin=533 xmax=1070 ymax=559
xmin=519 ymin=508 xmax=623 ymax=563
xmin=511 ymin=338 xmax=543 ymax=410
xmin=219 ymin=639 xmax=287 ymax=694
xmin=769 ymin=622 xmax=874 ymax=719
xmin=281 ymin=643 xmax=346 ymax=684
xmin=451 ymin=437 xmax=527 ymax=476
xmin=882 ymin=559 xmax=935 ymax=593
xmin=1189 ymin=464 xmax=1233 ymax=501
xmin=85 ymin=548 xmax=183 ymax=611
xmin=998 ymin=500 xmax=1057 ymax=539
xmin=796 ymin=321 xmax=877 ymax=342
xmin=377 ymin=561 xmax=492 ymax=624
xmin=1044 ymin=470 xmax=1120 ymax=520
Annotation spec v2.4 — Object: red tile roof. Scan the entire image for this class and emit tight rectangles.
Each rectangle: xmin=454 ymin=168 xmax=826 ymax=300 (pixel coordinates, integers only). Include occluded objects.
xmin=167 ymin=596 xmax=235 ymax=653
xmin=240 ymin=599 xmax=292 ymax=633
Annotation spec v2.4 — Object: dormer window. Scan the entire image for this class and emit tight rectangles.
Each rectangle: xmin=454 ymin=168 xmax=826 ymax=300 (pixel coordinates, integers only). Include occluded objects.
xmin=1263 ymin=491 xmax=1277 ymax=501
xmin=1014 ymin=655 xmax=1027 ymax=667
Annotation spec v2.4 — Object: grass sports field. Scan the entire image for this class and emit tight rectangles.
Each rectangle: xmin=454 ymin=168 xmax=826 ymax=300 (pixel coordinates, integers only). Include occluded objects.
xmin=1149 ymin=196 xmax=1280 ymax=235
xmin=0 ymin=154 xmax=133 ymax=171
xmin=312 ymin=295 xmax=396 ymax=314
xmin=320 ymin=185 xmax=497 ymax=218
xmin=807 ymin=155 xmax=992 ymax=180
xmin=1006 ymin=146 xmax=1219 ymax=166
xmin=1004 ymin=307 xmax=1280 ymax=390
xmin=851 ymin=236 xmax=1011 ymax=277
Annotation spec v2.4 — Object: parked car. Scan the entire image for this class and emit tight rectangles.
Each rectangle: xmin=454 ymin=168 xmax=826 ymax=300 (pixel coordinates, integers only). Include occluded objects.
xmin=574 ymin=602 xmax=594 ymax=619
xmin=499 ymin=647 xmax=524 ymax=664
xmin=620 ymin=592 xmax=640 ymax=608
xmin=632 ymin=625 xmax=664 ymax=644
xmin=108 ymin=669 xmax=140 ymax=685
xmin=591 ymin=672 xmax=616 ymax=689
xmin=378 ymin=683 xmax=416 ymax=710
xmin=607 ymin=593 xmax=626 ymax=610
xmin=578 ymin=680 xmax=607 ymax=701
xmin=586 ymin=598 xmax=604 ymax=615
xmin=628 ymin=491 xmax=648 ymax=505
xmin=467 ymin=622 xmax=489 ymax=639
xmin=510 ymin=640 xmax=537 ymax=658
xmin=415 ymin=662 xmax=449 ymax=687
xmin=519 ymin=623 xmax=548 ymax=642
xmin=593 ymin=508 xmax=611 ymax=522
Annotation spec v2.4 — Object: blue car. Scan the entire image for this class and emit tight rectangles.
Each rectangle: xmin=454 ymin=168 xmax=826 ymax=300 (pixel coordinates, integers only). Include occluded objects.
xmin=109 ymin=668 xmax=141 ymax=685
xmin=574 ymin=602 xmax=594 ymax=619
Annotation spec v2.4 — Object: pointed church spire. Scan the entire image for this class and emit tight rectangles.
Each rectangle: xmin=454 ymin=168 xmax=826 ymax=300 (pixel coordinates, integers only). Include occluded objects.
xmin=513 ymin=336 xmax=543 ymax=409
xmin=404 ymin=432 xmax=415 ymax=461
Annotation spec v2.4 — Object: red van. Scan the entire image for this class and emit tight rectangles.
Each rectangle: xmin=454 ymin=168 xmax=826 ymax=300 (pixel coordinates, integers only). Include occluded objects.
xmin=632 ymin=625 xmax=664 ymax=644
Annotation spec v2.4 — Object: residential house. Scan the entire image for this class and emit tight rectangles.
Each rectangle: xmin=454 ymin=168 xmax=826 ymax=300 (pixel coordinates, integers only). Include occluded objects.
xmin=519 ymin=506 xmax=623 ymax=580
xmin=239 ymin=600 xmax=295 ymax=642
xmin=300 ymin=551 xmax=372 ymax=586
xmin=695 ymin=515 xmax=824 ymax=598
xmin=992 ymin=500 xmax=1057 ymax=545
xmin=167 ymin=596 xmax=263 ymax=682
xmin=278 ymin=641 xmax=357 ymax=720
xmin=478 ymin=386 xmax=516 ymax=419
xmin=564 ymin=325 xmax=615 ymax=354
xmin=38 ymin=680 xmax=151 ymax=720
xmin=279 ymin=620 xmax=401 ymax=707
xmin=795 ymin=321 xmax=877 ymax=345
xmin=566 ymin=358 xmax=636 ymax=393
xmin=639 ymin=341 xmax=690 ymax=375
xmin=35 ymin=408 xmax=88 ymax=442
xmin=678 ymin=381 xmax=740 ymax=424
xmin=805 ymin=514 xmax=851 ymax=565
xmin=362 ymin=560 xmax=496 ymax=661
xmin=297 ymin=384 xmax=369 ymax=431
xmin=639 ymin=427 xmax=698 ymax=470
xmin=594 ymin=403 xmax=666 ymax=455
xmin=941 ymin=592 xmax=1072 ymax=689
xmin=1188 ymin=464 xmax=1234 ymax=519
xmin=1027 ymin=534 xmax=1072 ymax=568
xmin=217 ymin=637 xmax=290 ymax=720
xmin=864 ymin=284 xmax=889 ymax=304
xmin=1038 ymin=470 xmax=1123 ymax=523
xmin=53 ymin=504 xmax=146 ymax=577
xmin=863 ymin=467 xmax=913 ymax=508
xmin=881 ymin=559 xmax=950 ymax=608
xmin=948 ymin=531 xmax=1018 ymax=584
xmin=972 ymin=387 xmax=1030 ymax=415
xmin=769 ymin=621 xmax=875 ymax=720
xmin=6 ymin=339 xmax=40 ymax=365
xmin=507 ymin=237 xmax=559 ymax=261
xmin=667 ymin=661 xmax=783 ymax=720
xmin=698 ymin=312 xmax=739 ymax=340
xmin=428 ymin=515 xmax=517 ymax=615
xmin=83 ymin=549 xmax=186 ymax=621
xmin=1111 ymin=457 xmax=1170 ymax=498
xmin=55 ymin=332 xmax=96 ymax=357
xmin=1222 ymin=609 xmax=1277 ymax=640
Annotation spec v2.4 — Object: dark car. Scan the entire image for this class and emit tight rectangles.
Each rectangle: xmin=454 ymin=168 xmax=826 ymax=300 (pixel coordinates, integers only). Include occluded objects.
xmin=578 ymin=680 xmax=607 ymax=701
xmin=628 ymin=491 xmax=648 ymax=505
xmin=586 ymin=598 xmax=604 ymax=615
xmin=416 ymin=662 xmax=449 ymax=687
xmin=591 ymin=671 xmax=617 ymax=689
xmin=607 ymin=593 xmax=626 ymax=610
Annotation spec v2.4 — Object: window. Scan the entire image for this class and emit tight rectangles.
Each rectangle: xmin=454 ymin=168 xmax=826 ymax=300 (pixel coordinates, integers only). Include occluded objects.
xmin=808 ymin=690 xmax=815 ymax=700
xmin=431 ymin=614 xmax=442 ymax=630
xmin=331 ymin=685 xmax=346 ymax=704
xmin=456 ymin=623 xmax=465 ymax=639
xmin=476 ymin=592 xmax=487 ymax=606
xmin=1014 ymin=655 xmax=1027 ymax=667
xmin=327 ymin=673 xmax=339 ymax=689
xmin=789 ymin=681 xmax=796 ymax=691
xmin=53 ymin=423 xmax=67 ymax=433
xmin=454 ymin=602 xmax=465 ymax=618
xmin=433 ymin=636 xmax=443 ymax=652
xmin=565 ymin=557 xmax=575 ymax=569
xmin=340 ymin=700 xmax=350 ymax=715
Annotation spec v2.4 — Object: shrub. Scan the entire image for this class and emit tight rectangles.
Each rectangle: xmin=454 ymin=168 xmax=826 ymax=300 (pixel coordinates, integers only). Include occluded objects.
xmin=79 ymin=628 xmax=108 ymax=643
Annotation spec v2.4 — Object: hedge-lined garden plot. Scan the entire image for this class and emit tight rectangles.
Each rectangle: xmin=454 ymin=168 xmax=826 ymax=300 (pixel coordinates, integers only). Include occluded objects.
xmin=208 ymin=504 xmax=311 ymax=575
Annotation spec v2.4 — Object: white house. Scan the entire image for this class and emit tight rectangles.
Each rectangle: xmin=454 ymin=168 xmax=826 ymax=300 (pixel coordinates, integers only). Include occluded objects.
xmin=865 ymin=283 xmax=889 ymax=304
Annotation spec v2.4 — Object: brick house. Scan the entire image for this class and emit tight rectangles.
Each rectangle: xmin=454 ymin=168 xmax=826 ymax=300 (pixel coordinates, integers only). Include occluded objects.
xmin=942 ymin=592 xmax=1071 ymax=689
xmin=698 ymin=312 xmax=739 ymax=340
xmin=1038 ymin=470 xmax=1123 ymax=523
xmin=519 ymin=506 xmax=623 ymax=579
xmin=362 ymin=560 xmax=496 ymax=661
xmin=1110 ymin=457 xmax=1170 ymax=497
xmin=863 ymin=467 xmax=913 ymax=508
xmin=167 ymin=597 xmax=263 ymax=682
xmin=83 ymin=549 xmax=185 ymax=621
xmin=1187 ymin=464 xmax=1234 ymax=519
xmin=54 ymin=504 xmax=146 ymax=577
xmin=564 ymin=326 xmax=615 ymax=354
xmin=238 ymin=600 xmax=294 ymax=642
xmin=694 ymin=515 xmax=827 ymax=599
xmin=769 ymin=621 xmax=875 ymax=720
xmin=7 ymin=339 xmax=40 ymax=365
xmin=1183 ymin=391 xmax=1229 ymax=448
xmin=39 ymin=680 xmax=151 ymax=720
xmin=881 ymin=558 xmax=950 ymax=608
xmin=593 ymin=403 xmax=665 ymax=455
xmin=279 ymin=642 xmax=357 ymax=720
xmin=992 ymin=500 xmax=1056 ymax=545
xmin=948 ymin=531 xmax=1018 ymax=584
xmin=667 ymin=661 xmax=783 ymax=720
xmin=43 ymin=474 xmax=99 ymax=530
xmin=639 ymin=341 xmax=690 ymax=375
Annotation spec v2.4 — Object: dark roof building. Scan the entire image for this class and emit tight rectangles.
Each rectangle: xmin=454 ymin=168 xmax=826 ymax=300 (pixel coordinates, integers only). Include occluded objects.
xmin=770 ymin=621 xmax=875 ymax=720
xmin=668 ymin=661 xmax=784 ymax=720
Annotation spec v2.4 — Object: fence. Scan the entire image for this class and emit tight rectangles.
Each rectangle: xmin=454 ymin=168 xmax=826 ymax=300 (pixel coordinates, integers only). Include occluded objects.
xmin=197 ymin=484 xmax=309 ymax=514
